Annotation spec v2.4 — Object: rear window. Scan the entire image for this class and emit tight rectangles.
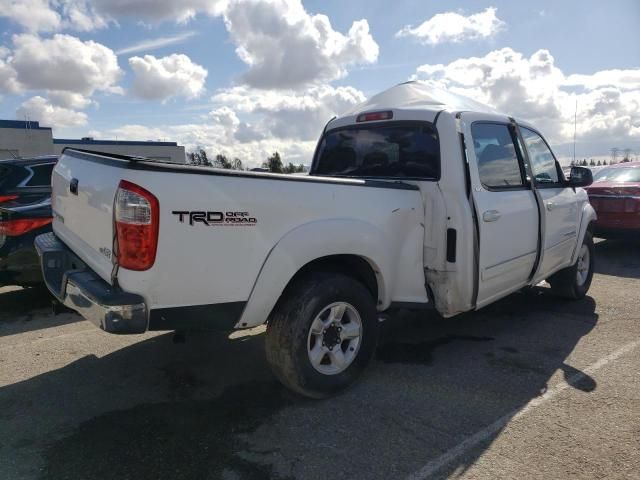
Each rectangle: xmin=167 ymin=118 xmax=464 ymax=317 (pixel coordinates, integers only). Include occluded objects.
xmin=593 ymin=167 xmax=640 ymax=184
xmin=313 ymin=123 xmax=440 ymax=179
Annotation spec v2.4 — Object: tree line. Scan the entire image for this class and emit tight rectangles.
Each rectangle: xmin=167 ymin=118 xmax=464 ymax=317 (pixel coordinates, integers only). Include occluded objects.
xmin=188 ymin=149 xmax=306 ymax=174
xmin=570 ymin=157 xmax=634 ymax=167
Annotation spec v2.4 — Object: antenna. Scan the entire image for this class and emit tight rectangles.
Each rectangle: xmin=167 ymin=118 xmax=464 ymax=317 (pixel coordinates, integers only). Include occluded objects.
xmin=572 ymin=98 xmax=577 ymax=165
xmin=23 ymin=113 xmax=33 ymax=141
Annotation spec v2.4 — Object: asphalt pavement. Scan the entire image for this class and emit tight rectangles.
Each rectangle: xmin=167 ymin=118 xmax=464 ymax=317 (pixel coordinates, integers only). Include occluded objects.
xmin=0 ymin=238 xmax=638 ymax=479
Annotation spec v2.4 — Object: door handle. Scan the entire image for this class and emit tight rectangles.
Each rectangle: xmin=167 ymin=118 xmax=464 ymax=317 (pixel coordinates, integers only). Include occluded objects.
xmin=482 ymin=210 xmax=501 ymax=222
xmin=546 ymin=201 xmax=556 ymax=211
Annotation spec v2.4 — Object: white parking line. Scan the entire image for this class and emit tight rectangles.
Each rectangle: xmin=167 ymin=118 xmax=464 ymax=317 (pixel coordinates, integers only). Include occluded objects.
xmin=406 ymin=339 xmax=640 ymax=480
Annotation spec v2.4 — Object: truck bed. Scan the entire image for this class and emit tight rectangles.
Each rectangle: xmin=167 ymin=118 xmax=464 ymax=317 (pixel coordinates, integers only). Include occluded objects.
xmin=51 ymin=149 xmax=428 ymax=329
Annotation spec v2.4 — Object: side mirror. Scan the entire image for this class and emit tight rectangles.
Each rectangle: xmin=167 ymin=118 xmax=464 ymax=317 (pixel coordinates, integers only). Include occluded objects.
xmin=568 ymin=166 xmax=593 ymax=188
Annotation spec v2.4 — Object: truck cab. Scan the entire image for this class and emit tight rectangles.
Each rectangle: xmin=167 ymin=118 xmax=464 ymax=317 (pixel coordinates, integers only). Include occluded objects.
xmin=311 ymin=83 xmax=595 ymax=316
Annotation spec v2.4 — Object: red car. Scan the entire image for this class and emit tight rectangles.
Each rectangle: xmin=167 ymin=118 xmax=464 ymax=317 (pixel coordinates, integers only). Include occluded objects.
xmin=586 ymin=162 xmax=640 ymax=238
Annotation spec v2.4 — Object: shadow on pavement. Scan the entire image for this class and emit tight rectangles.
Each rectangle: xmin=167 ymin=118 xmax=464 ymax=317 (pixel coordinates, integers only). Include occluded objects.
xmin=594 ymin=238 xmax=640 ymax=279
xmin=0 ymin=285 xmax=599 ymax=480
xmin=0 ymin=285 xmax=52 ymax=317
xmin=0 ymin=285 xmax=81 ymax=336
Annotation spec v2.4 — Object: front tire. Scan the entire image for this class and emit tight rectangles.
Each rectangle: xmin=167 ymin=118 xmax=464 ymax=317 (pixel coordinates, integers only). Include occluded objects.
xmin=265 ymin=272 xmax=379 ymax=399
xmin=548 ymin=232 xmax=595 ymax=300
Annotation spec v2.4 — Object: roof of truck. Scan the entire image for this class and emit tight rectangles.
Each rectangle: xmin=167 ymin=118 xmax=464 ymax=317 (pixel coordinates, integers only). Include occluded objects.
xmin=343 ymin=81 xmax=498 ymax=117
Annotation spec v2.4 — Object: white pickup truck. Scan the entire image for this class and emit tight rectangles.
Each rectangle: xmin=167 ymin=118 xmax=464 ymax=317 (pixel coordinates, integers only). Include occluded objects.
xmin=36 ymin=82 xmax=596 ymax=398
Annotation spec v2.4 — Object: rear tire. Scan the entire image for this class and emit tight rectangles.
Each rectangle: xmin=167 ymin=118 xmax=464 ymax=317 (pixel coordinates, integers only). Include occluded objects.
xmin=265 ymin=272 xmax=379 ymax=399
xmin=548 ymin=232 xmax=595 ymax=300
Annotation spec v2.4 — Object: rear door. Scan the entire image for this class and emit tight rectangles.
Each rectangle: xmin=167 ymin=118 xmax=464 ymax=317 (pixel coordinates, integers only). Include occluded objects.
xmin=461 ymin=115 xmax=539 ymax=307
xmin=519 ymin=127 xmax=578 ymax=276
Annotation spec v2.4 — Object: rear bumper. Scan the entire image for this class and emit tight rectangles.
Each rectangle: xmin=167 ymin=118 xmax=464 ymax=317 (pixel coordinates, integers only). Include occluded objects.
xmin=35 ymin=232 xmax=147 ymax=334
xmin=594 ymin=219 xmax=640 ymax=230
xmin=593 ymin=213 xmax=640 ymax=238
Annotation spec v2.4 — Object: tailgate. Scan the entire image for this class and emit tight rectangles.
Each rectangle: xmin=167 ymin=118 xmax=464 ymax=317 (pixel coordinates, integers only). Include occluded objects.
xmin=51 ymin=151 xmax=122 ymax=284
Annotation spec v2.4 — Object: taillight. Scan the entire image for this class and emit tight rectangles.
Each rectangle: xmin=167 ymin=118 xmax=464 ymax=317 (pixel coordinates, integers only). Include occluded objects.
xmin=0 ymin=194 xmax=18 ymax=204
xmin=0 ymin=217 xmax=52 ymax=236
xmin=356 ymin=110 xmax=393 ymax=122
xmin=114 ymin=180 xmax=159 ymax=271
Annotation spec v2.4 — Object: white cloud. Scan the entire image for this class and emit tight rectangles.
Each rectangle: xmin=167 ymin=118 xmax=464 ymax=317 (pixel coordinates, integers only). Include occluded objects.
xmin=396 ymin=7 xmax=505 ymax=45
xmin=0 ymin=0 xmax=61 ymax=32
xmin=92 ymin=83 xmax=365 ymax=166
xmin=564 ymin=69 xmax=640 ymax=91
xmin=9 ymin=33 xmax=122 ymax=95
xmin=224 ymin=0 xmax=378 ymax=88
xmin=16 ymin=95 xmax=88 ymax=128
xmin=116 ymin=32 xmax=197 ymax=55
xmin=212 ymin=84 xmax=365 ymax=140
xmin=129 ymin=54 xmax=208 ymax=101
xmin=98 ymin=122 xmax=316 ymax=167
xmin=60 ymin=0 xmax=109 ymax=31
xmin=0 ymin=55 xmax=21 ymax=94
xmin=2 ymin=0 xmax=378 ymax=91
xmin=90 ymin=0 xmax=227 ymax=24
xmin=0 ymin=0 xmax=108 ymax=32
xmin=208 ymin=106 xmax=240 ymax=142
xmin=411 ymin=48 xmax=640 ymax=148
xmin=47 ymin=90 xmax=92 ymax=109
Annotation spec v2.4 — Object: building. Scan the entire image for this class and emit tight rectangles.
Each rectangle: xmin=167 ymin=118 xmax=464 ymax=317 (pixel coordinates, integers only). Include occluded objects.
xmin=0 ymin=120 xmax=186 ymax=163
xmin=0 ymin=120 xmax=53 ymax=158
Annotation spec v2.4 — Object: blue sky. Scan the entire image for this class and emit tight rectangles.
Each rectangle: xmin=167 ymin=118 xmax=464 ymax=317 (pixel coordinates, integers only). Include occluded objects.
xmin=0 ymin=0 xmax=638 ymax=166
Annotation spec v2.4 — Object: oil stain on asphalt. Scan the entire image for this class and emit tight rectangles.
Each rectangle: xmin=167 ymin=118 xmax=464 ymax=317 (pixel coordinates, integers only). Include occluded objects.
xmin=40 ymin=382 xmax=296 ymax=480
xmin=376 ymin=335 xmax=494 ymax=365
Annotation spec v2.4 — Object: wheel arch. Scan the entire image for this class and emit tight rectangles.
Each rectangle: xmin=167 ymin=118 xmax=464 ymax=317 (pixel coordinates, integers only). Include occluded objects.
xmin=235 ymin=219 xmax=392 ymax=329
xmin=571 ymin=201 xmax=597 ymax=265
xmin=284 ymin=254 xmax=379 ymax=300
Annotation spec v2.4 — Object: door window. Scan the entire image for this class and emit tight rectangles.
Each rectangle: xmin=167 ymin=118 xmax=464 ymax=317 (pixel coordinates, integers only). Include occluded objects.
xmin=471 ymin=123 xmax=524 ymax=189
xmin=520 ymin=128 xmax=560 ymax=185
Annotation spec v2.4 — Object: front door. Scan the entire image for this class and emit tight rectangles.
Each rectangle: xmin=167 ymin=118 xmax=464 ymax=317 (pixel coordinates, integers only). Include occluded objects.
xmin=461 ymin=115 xmax=540 ymax=307
xmin=519 ymin=126 xmax=579 ymax=276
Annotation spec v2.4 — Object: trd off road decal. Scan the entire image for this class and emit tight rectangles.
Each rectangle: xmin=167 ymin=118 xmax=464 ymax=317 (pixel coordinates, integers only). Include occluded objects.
xmin=172 ymin=211 xmax=257 ymax=226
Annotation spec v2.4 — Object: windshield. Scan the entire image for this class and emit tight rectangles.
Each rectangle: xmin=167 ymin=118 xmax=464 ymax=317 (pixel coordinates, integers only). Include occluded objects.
xmin=313 ymin=123 xmax=440 ymax=180
xmin=593 ymin=167 xmax=640 ymax=183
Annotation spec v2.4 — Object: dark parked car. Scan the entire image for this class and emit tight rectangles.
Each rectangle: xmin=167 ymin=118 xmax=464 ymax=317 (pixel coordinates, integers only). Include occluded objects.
xmin=586 ymin=161 xmax=640 ymax=238
xmin=0 ymin=155 xmax=56 ymax=286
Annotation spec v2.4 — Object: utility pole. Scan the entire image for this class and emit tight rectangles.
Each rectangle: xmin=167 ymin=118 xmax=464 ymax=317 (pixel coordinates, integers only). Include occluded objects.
xmin=611 ymin=147 xmax=619 ymax=164
xmin=573 ymin=99 xmax=578 ymax=165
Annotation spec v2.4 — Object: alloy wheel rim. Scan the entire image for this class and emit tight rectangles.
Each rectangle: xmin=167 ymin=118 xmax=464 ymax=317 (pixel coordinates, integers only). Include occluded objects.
xmin=307 ymin=302 xmax=362 ymax=375
xmin=576 ymin=244 xmax=590 ymax=286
